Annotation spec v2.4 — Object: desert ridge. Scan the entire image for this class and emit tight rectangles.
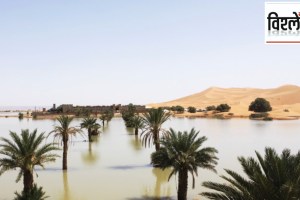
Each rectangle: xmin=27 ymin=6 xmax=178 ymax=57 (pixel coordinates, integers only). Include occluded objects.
xmin=148 ymin=85 xmax=300 ymax=119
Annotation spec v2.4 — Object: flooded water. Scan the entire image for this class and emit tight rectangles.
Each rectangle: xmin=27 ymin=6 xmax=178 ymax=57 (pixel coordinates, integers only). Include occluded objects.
xmin=0 ymin=117 xmax=300 ymax=200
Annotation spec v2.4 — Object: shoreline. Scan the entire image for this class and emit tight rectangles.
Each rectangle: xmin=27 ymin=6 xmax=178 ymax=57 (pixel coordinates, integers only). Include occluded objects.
xmin=1 ymin=112 xmax=299 ymax=120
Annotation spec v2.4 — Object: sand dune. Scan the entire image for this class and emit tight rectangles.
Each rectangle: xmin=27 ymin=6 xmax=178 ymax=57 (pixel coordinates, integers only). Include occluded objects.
xmin=148 ymin=85 xmax=300 ymax=119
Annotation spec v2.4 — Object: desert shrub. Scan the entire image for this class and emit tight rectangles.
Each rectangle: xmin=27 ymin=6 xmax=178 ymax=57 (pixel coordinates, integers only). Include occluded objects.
xmin=216 ymin=104 xmax=231 ymax=112
xmin=249 ymin=98 xmax=272 ymax=113
xmin=206 ymin=105 xmax=216 ymax=111
xmin=187 ymin=106 xmax=196 ymax=113
xmin=171 ymin=105 xmax=184 ymax=113
xmin=228 ymin=113 xmax=234 ymax=116
xmin=284 ymin=109 xmax=289 ymax=112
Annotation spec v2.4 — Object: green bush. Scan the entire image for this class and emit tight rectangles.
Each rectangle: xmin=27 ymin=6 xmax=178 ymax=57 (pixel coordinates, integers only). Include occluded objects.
xmin=18 ymin=113 xmax=24 ymax=119
xmin=206 ymin=105 xmax=216 ymax=111
xmin=121 ymin=103 xmax=136 ymax=127
xmin=249 ymin=98 xmax=272 ymax=113
xmin=171 ymin=105 xmax=184 ymax=113
xmin=216 ymin=104 xmax=231 ymax=112
xmin=187 ymin=106 xmax=196 ymax=113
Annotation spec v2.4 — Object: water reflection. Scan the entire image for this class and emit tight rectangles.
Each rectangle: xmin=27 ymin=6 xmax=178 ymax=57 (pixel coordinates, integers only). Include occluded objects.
xmin=62 ymin=172 xmax=70 ymax=200
xmin=128 ymin=168 xmax=173 ymax=200
xmin=81 ymin=142 xmax=99 ymax=165
xmin=130 ymin=135 xmax=142 ymax=151
xmin=151 ymin=168 xmax=172 ymax=198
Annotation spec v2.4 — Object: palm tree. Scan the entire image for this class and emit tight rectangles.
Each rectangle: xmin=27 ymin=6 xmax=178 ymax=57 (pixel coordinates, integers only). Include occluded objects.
xmin=49 ymin=115 xmax=82 ymax=170
xmin=151 ymin=128 xmax=218 ymax=200
xmin=14 ymin=184 xmax=48 ymax=200
xmin=201 ymin=147 xmax=300 ymax=200
xmin=99 ymin=110 xmax=114 ymax=127
xmin=141 ymin=108 xmax=171 ymax=151
xmin=0 ymin=129 xmax=59 ymax=193
xmin=80 ymin=117 xmax=101 ymax=142
xmin=131 ymin=115 xmax=144 ymax=135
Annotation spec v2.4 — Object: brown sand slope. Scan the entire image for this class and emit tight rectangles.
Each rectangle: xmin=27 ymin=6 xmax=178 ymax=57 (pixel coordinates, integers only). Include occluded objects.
xmin=148 ymin=85 xmax=300 ymax=119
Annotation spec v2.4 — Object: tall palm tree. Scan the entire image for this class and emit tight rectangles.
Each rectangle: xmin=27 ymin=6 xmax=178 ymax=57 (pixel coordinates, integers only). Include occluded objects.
xmin=49 ymin=115 xmax=81 ymax=170
xmin=201 ymin=148 xmax=300 ymax=200
xmin=131 ymin=115 xmax=144 ymax=135
xmin=151 ymin=128 xmax=218 ymax=200
xmin=0 ymin=129 xmax=59 ymax=193
xmin=141 ymin=108 xmax=171 ymax=151
xmin=80 ymin=117 xmax=101 ymax=142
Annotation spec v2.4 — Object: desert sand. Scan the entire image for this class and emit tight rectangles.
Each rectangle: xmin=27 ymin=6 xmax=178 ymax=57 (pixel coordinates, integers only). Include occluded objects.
xmin=148 ymin=85 xmax=300 ymax=120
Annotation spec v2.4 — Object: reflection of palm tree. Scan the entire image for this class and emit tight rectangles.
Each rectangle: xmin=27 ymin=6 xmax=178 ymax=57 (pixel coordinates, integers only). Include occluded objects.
xmin=81 ymin=142 xmax=99 ymax=165
xmin=152 ymin=168 xmax=172 ymax=198
xmin=62 ymin=171 xmax=70 ymax=200
xmin=130 ymin=135 xmax=142 ymax=151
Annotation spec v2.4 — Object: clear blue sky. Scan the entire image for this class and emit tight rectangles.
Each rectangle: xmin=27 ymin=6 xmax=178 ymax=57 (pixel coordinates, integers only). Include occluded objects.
xmin=0 ymin=0 xmax=299 ymax=106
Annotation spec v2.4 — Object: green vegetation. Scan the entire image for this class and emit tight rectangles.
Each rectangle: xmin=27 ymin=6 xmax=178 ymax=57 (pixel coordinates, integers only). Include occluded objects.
xmin=151 ymin=128 xmax=218 ymax=200
xmin=187 ymin=106 xmax=197 ymax=113
xmin=249 ymin=97 xmax=272 ymax=113
xmin=99 ymin=109 xmax=114 ymax=126
xmin=206 ymin=105 xmax=216 ymax=111
xmin=18 ymin=112 xmax=24 ymax=119
xmin=215 ymin=104 xmax=231 ymax=112
xmin=32 ymin=112 xmax=37 ymax=120
xmin=202 ymin=148 xmax=300 ymax=200
xmin=131 ymin=115 xmax=144 ymax=135
xmin=121 ymin=103 xmax=136 ymax=127
xmin=171 ymin=105 xmax=184 ymax=113
xmin=141 ymin=108 xmax=171 ymax=151
xmin=14 ymin=184 xmax=48 ymax=200
xmin=0 ymin=130 xmax=59 ymax=193
xmin=80 ymin=117 xmax=101 ymax=142
xmin=49 ymin=115 xmax=82 ymax=170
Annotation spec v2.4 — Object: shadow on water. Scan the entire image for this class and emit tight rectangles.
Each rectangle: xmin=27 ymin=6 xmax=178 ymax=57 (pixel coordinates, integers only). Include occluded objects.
xmin=127 ymin=196 xmax=175 ymax=200
xmin=108 ymin=164 xmax=151 ymax=170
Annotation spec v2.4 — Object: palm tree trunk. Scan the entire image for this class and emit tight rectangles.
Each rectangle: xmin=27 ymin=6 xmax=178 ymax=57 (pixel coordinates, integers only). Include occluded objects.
xmin=154 ymin=131 xmax=160 ymax=151
xmin=88 ymin=128 xmax=92 ymax=142
xmin=23 ymin=169 xmax=33 ymax=193
xmin=63 ymin=138 xmax=68 ymax=170
xmin=178 ymin=168 xmax=188 ymax=200
xmin=135 ymin=128 xmax=138 ymax=135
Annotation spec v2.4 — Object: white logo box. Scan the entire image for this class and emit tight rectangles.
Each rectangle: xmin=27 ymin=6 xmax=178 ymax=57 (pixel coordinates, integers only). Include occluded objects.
xmin=265 ymin=2 xmax=300 ymax=44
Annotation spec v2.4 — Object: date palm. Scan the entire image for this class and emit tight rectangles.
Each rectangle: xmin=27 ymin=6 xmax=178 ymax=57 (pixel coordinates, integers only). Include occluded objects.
xmin=141 ymin=108 xmax=171 ymax=151
xmin=0 ymin=129 xmax=59 ymax=193
xmin=131 ymin=115 xmax=144 ymax=135
xmin=201 ymin=148 xmax=300 ymax=200
xmin=14 ymin=184 xmax=48 ymax=200
xmin=80 ymin=117 xmax=101 ymax=142
xmin=151 ymin=128 xmax=218 ymax=200
xmin=49 ymin=115 xmax=82 ymax=170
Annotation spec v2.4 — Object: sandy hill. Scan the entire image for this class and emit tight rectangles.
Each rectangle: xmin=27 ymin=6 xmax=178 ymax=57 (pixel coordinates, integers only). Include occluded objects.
xmin=148 ymin=85 xmax=300 ymax=118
